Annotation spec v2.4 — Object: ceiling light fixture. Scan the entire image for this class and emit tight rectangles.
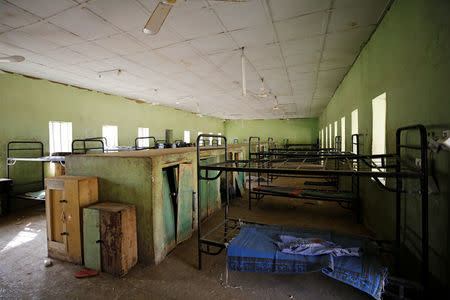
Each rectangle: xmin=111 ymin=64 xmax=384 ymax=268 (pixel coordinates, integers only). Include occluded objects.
xmin=143 ymin=0 xmax=248 ymax=35
xmin=143 ymin=1 xmax=174 ymax=35
xmin=98 ymin=69 xmax=121 ymax=79
xmin=241 ymin=47 xmax=246 ymax=97
xmin=0 ymin=55 xmax=25 ymax=63
xmin=273 ymin=95 xmax=280 ymax=110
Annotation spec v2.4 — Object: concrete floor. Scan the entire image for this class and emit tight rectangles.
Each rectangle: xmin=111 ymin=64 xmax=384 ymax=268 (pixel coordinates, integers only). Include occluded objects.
xmin=0 ymin=194 xmax=372 ymax=299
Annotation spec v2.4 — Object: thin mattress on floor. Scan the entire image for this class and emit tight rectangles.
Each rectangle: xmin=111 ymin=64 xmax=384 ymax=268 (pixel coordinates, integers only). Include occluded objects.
xmin=227 ymin=223 xmax=387 ymax=299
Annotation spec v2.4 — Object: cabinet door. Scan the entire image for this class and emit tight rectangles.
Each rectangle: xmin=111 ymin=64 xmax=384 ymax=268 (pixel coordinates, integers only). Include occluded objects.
xmin=46 ymin=183 xmax=68 ymax=256
xmin=176 ymin=163 xmax=194 ymax=243
xmin=100 ymin=211 xmax=122 ymax=276
xmin=162 ymin=170 xmax=176 ymax=251
xmin=83 ymin=208 xmax=101 ymax=271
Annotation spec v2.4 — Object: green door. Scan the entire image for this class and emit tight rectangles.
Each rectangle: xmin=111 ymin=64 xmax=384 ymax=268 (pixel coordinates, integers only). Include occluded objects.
xmin=199 ymin=159 xmax=209 ymax=220
xmin=162 ymin=170 xmax=176 ymax=251
xmin=83 ymin=208 xmax=101 ymax=271
xmin=176 ymin=164 xmax=194 ymax=243
xmin=206 ymin=157 xmax=220 ymax=216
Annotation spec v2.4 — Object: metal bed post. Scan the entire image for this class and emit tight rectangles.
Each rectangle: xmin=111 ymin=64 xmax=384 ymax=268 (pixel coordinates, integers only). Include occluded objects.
xmin=352 ymin=134 xmax=361 ymax=223
xmin=197 ymin=134 xmax=227 ymax=270
xmin=196 ymin=138 xmax=202 ymax=270
xmin=40 ymin=143 xmax=44 ymax=190
xmin=248 ymin=137 xmax=261 ymax=210
xmin=396 ymin=124 xmax=429 ymax=291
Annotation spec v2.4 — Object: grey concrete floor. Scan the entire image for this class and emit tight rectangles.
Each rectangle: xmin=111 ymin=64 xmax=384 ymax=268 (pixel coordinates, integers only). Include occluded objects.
xmin=0 ymin=194 xmax=372 ymax=299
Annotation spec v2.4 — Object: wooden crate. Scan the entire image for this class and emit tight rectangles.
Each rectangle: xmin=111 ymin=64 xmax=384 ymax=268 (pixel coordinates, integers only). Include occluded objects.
xmin=83 ymin=202 xmax=138 ymax=277
xmin=45 ymin=176 xmax=98 ymax=264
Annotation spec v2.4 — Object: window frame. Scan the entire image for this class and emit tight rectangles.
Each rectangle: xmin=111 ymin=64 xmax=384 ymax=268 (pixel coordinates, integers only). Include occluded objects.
xmin=49 ymin=121 xmax=72 ymax=155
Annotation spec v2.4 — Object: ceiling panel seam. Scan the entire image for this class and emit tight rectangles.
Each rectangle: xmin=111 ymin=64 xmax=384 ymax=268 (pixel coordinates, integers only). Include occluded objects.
xmin=262 ymin=0 xmax=293 ymax=98
xmin=309 ymin=0 xmax=334 ymax=116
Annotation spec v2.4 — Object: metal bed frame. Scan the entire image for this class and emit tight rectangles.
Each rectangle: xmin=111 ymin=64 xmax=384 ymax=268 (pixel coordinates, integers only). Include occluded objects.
xmin=71 ymin=137 xmax=106 ymax=154
xmin=249 ymin=135 xmax=361 ymax=215
xmin=6 ymin=141 xmax=65 ymax=201
xmin=196 ymin=125 xmax=430 ymax=293
xmin=134 ymin=136 xmax=157 ymax=150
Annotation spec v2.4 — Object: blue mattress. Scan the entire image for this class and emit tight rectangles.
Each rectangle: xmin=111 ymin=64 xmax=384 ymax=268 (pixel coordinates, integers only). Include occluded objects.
xmin=227 ymin=224 xmax=387 ymax=299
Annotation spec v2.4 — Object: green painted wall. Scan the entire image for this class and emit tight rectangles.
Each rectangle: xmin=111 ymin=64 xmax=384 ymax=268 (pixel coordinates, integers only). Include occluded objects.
xmin=224 ymin=118 xmax=318 ymax=145
xmin=0 ymin=72 xmax=225 ymax=179
xmin=318 ymin=0 xmax=449 ymax=286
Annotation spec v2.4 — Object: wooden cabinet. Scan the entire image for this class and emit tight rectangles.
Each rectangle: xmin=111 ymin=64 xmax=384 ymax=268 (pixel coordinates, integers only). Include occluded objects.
xmin=45 ymin=176 xmax=98 ymax=264
xmin=83 ymin=202 xmax=138 ymax=277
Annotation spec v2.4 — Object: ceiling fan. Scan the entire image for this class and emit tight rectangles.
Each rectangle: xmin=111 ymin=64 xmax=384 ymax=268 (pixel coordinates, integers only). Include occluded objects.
xmin=143 ymin=0 xmax=247 ymax=35
xmin=0 ymin=56 xmax=25 ymax=63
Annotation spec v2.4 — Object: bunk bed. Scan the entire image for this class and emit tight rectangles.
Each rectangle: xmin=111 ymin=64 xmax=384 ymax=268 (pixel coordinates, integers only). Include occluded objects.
xmin=6 ymin=141 xmax=65 ymax=201
xmin=247 ymin=135 xmax=361 ymax=218
xmin=196 ymin=125 xmax=429 ymax=298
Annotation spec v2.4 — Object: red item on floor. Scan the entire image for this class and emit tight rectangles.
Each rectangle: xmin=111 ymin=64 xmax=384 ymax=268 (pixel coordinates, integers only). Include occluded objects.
xmin=75 ymin=269 xmax=99 ymax=278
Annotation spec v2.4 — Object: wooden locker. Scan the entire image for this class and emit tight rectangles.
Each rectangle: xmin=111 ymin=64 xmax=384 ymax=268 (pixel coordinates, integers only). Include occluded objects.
xmin=83 ymin=202 xmax=138 ymax=277
xmin=45 ymin=176 xmax=98 ymax=264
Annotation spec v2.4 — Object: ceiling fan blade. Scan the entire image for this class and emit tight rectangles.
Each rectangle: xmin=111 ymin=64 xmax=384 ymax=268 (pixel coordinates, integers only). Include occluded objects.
xmin=0 ymin=55 xmax=25 ymax=63
xmin=143 ymin=2 xmax=173 ymax=35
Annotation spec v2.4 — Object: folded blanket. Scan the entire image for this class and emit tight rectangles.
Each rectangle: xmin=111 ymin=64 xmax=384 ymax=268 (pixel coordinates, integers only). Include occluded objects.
xmin=276 ymin=235 xmax=361 ymax=257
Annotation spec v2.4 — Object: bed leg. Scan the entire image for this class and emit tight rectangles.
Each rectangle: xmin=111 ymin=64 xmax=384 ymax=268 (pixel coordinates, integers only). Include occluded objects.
xmin=225 ymin=260 xmax=229 ymax=286
xmin=198 ymin=247 xmax=202 ymax=270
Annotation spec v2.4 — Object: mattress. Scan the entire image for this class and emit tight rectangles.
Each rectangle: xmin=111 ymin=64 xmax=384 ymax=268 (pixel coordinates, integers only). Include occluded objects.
xmin=227 ymin=224 xmax=387 ymax=299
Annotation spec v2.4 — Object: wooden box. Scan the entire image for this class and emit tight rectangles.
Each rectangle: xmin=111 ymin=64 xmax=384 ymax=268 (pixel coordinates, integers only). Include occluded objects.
xmin=83 ymin=202 xmax=138 ymax=277
xmin=45 ymin=176 xmax=98 ymax=264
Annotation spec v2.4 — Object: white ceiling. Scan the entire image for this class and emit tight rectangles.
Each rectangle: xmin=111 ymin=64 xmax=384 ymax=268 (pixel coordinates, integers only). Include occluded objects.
xmin=0 ymin=0 xmax=388 ymax=119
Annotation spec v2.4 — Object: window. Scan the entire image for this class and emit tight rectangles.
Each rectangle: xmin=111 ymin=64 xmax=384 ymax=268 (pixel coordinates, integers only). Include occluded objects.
xmin=320 ymin=129 xmax=324 ymax=148
xmin=372 ymin=93 xmax=387 ymax=184
xmin=341 ymin=117 xmax=346 ymax=152
xmin=329 ymin=123 xmax=332 ymax=148
xmin=334 ymin=121 xmax=338 ymax=149
xmin=198 ymin=131 xmax=203 ymax=146
xmin=49 ymin=121 xmax=72 ymax=154
xmin=184 ymin=130 xmax=190 ymax=143
xmin=102 ymin=125 xmax=118 ymax=149
xmin=325 ymin=126 xmax=328 ymax=148
xmin=208 ymin=132 xmax=213 ymax=146
xmin=137 ymin=127 xmax=149 ymax=148
xmin=218 ymin=133 xmax=222 ymax=145
xmin=351 ymin=109 xmax=358 ymax=154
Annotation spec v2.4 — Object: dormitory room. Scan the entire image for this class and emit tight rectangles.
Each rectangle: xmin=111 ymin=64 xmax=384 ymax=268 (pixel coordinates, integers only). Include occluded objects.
xmin=0 ymin=0 xmax=448 ymax=298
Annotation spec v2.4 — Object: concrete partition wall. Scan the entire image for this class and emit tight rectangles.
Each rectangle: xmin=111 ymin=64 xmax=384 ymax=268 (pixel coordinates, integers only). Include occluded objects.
xmin=318 ymin=0 xmax=450 ymax=286
xmin=66 ymin=156 xmax=154 ymax=264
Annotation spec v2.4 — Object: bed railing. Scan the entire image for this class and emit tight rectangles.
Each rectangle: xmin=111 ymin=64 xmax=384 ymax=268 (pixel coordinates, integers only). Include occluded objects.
xmin=134 ymin=136 xmax=157 ymax=150
xmin=6 ymin=141 xmax=45 ymax=191
xmin=196 ymin=134 xmax=228 ymax=270
xmin=71 ymin=138 xmax=105 ymax=154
